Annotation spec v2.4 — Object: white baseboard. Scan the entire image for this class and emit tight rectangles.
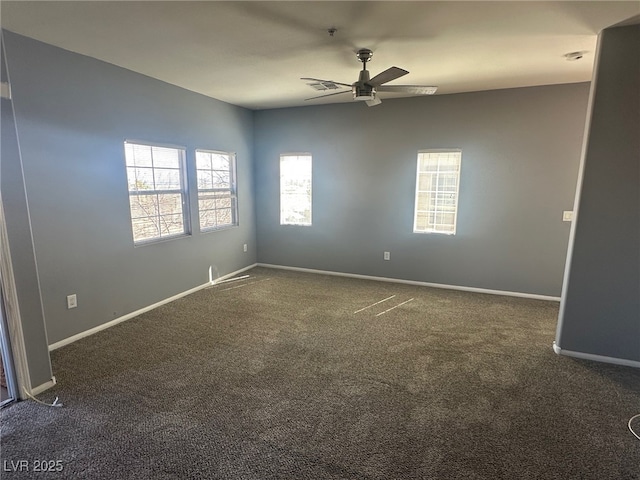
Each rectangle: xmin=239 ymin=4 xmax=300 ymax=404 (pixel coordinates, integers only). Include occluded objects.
xmin=212 ymin=263 xmax=257 ymax=285
xmin=256 ymin=263 xmax=561 ymax=302
xmin=49 ymin=264 xmax=258 ymax=351
xmin=28 ymin=376 xmax=57 ymax=397
xmin=553 ymin=342 xmax=640 ymax=369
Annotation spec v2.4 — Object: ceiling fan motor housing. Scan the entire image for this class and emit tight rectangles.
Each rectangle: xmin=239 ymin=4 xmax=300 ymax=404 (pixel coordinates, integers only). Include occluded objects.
xmin=353 ymin=67 xmax=375 ymax=100
xmin=352 ymin=83 xmax=375 ymax=101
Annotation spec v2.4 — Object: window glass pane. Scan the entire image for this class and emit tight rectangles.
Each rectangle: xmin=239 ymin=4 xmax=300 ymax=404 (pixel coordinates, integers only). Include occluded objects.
xmin=157 ymin=193 xmax=183 ymax=216
xmin=212 ymin=171 xmax=230 ymax=189
xmin=127 ymin=167 xmax=154 ymax=191
xmin=195 ymin=150 xmax=238 ymax=231
xmin=126 ymin=167 xmax=139 ymax=190
xmin=436 ymin=193 xmax=456 ymax=208
xmin=415 ymin=212 xmax=429 ymax=231
xmin=438 ymin=156 xmax=459 ymax=170
xmin=199 ymin=196 xmax=216 ymax=212
xmin=414 ymin=150 xmax=461 ymax=235
xmin=152 ymin=146 xmax=180 ymax=168
xmin=154 ymin=168 xmax=182 ymax=190
xmin=124 ymin=142 xmax=189 ymax=243
xmin=196 ymin=151 xmax=212 ymax=170
xmin=216 ymin=196 xmax=232 ymax=209
xmin=158 ymin=213 xmax=184 ymax=234
xmin=211 ymin=154 xmax=230 ymax=171
xmin=132 ymin=216 xmax=160 ymax=243
xmin=438 ymin=174 xmax=458 ymax=191
xmin=281 ymin=194 xmax=311 ymax=224
xmin=197 ymin=170 xmax=213 ymax=190
xmin=418 ymin=173 xmax=434 ymax=191
xmin=416 ymin=194 xmax=430 ymax=212
xmin=130 ymin=194 xmax=159 ymax=219
xmin=216 ymin=208 xmax=232 ymax=226
xmin=126 ymin=143 xmax=153 ymax=168
xmin=200 ymin=213 xmax=214 ymax=229
xmin=280 ymin=154 xmax=312 ymax=225
xmin=418 ymin=155 xmax=436 ymax=172
xmin=124 ymin=143 xmax=135 ymax=166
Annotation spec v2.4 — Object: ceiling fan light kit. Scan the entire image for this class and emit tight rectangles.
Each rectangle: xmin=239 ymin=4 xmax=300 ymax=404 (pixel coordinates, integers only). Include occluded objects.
xmin=302 ymin=48 xmax=438 ymax=107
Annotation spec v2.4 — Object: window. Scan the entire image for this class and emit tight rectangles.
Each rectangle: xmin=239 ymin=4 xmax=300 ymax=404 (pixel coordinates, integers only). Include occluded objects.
xmin=195 ymin=150 xmax=238 ymax=231
xmin=413 ymin=150 xmax=462 ymax=235
xmin=280 ymin=153 xmax=312 ymax=225
xmin=124 ymin=141 xmax=190 ymax=244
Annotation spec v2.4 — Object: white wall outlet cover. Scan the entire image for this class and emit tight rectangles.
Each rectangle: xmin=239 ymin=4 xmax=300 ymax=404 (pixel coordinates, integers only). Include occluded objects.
xmin=66 ymin=294 xmax=77 ymax=309
xmin=384 ymin=251 xmax=390 ymax=260
xmin=0 ymin=82 xmax=11 ymax=100
xmin=563 ymin=211 xmax=573 ymax=222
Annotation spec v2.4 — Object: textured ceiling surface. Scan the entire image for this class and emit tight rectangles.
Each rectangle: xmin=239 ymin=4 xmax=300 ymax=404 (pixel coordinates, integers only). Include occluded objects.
xmin=2 ymin=1 xmax=639 ymax=109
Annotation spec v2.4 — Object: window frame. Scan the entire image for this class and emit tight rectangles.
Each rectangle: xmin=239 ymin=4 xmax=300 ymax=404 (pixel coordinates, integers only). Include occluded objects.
xmin=195 ymin=149 xmax=239 ymax=233
xmin=279 ymin=153 xmax=313 ymax=226
xmin=124 ymin=140 xmax=191 ymax=245
xmin=413 ymin=149 xmax=462 ymax=235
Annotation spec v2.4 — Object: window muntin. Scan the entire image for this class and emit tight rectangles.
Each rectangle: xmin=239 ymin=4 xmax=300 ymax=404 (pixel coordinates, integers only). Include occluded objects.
xmin=280 ymin=154 xmax=312 ymax=226
xmin=195 ymin=150 xmax=238 ymax=231
xmin=124 ymin=141 xmax=190 ymax=244
xmin=413 ymin=150 xmax=462 ymax=235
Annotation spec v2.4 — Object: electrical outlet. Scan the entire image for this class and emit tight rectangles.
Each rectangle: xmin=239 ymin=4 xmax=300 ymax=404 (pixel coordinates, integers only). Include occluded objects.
xmin=384 ymin=251 xmax=390 ymax=261
xmin=67 ymin=294 xmax=77 ymax=309
xmin=243 ymin=243 xmax=248 ymax=252
xmin=0 ymin=82 xmax=11 ymax=100
xmin=562 ymin=211 xmax=573 ymax=222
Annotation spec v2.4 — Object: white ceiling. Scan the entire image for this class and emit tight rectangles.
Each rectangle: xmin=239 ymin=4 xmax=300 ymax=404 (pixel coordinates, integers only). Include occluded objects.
xmin=2 ymin=1 xmax=639 ymax=110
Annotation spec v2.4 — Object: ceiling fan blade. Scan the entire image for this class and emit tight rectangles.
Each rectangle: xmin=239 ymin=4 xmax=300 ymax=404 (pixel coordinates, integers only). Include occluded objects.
xmin=376 ymin=85 xmax=438 ymax=95
xmin=305 ymin=90 xmax=352 ymax=101
xmin=368 ymin=67 xmax=409 ymax=87
xmin=301 ymin=77 xmax=352 ymax=88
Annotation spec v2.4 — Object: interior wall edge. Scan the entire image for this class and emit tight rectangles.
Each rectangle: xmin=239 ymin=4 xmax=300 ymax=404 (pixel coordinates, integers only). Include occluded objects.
xmin=29 ymin=375 xmax=56 ymax=396
xmin=555 ymin=28 xmax=603 ymax=349
xmin=1 ymin=32 xmax=53 ymax=392
xmin=552 ymin=342 xmax=640 ymax=369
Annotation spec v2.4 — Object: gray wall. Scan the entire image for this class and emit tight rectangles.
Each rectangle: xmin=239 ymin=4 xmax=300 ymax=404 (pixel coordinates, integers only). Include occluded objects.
xmin=556 ymin=24 xmax=640 ymax=362
xmin=254 ymin=83 xmax=590 ymax=296
xmin=2 ymin=31 xmax=257 ymax=345
xmin=1 ymin=36 xmax=53 ymax=388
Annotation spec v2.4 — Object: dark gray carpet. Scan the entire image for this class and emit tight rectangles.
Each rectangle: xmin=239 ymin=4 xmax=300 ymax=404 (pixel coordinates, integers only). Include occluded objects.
xmin=1 ymin=267 xmax=639 ymax=479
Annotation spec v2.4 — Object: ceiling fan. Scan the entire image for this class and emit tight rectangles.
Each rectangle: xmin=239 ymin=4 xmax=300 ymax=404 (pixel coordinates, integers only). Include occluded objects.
xmin=302 ymin=48 xmax=437 ymax=107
